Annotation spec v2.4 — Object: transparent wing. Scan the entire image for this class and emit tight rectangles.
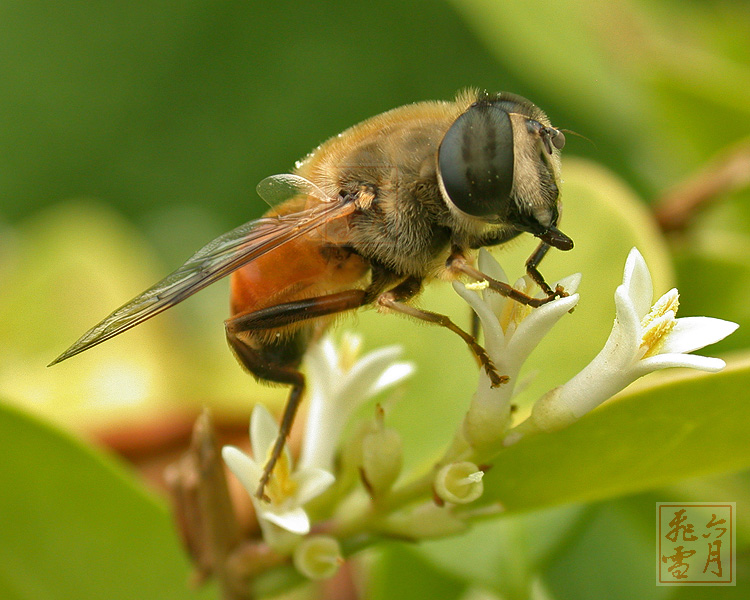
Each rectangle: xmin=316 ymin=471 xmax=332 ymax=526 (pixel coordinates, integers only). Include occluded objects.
xmin=256 ymin=174 xmax=332 ymax=208
xmin=50 ymin=195 xmax=356 ymax=366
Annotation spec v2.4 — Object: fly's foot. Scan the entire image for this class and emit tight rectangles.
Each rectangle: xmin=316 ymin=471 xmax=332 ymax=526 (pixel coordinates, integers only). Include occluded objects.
xmin=484 ymin=360 xmax=509 ymax=388
xmin=535 ymin=284 xmax=568 ymax=306
xmin=254 ymin=473 xmax=272 ymax=503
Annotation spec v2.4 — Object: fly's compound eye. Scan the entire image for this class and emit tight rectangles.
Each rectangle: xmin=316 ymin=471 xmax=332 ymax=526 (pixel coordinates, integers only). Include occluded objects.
xmin=437 ymin=103 xmax=514 ymax=220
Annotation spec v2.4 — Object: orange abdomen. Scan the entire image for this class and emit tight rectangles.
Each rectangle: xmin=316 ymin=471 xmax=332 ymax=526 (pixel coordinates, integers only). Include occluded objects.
xmin=230 ymin=236 xmax=369 ymax=318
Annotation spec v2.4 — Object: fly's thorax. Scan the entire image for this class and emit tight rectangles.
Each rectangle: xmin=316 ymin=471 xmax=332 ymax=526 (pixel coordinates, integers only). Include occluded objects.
xmin=294 ymin=96 xmax=466 ymax=202
xmin=342 ymin=177 xmax=451 ymax=278
xmin=291 ymin=103 xmax=467 ymax=278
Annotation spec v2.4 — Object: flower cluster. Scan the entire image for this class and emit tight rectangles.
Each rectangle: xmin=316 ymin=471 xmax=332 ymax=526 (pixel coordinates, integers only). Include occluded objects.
xmin=220 ymin=247 xmax=737 ymax=583
xmin=222 ymin=333 xmax=413 ymax=563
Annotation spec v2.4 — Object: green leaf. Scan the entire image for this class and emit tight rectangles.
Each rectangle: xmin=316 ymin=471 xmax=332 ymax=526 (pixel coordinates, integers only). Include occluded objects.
xmin=666 ymin=469 xmax=750 ymax=547
xmin=480 ymin=354 xmax=750 ymax=513
xmin=0 ymin=401 xmax=217 ymax=600
xmin=543 ymin=488 xmax=750 ymax=600
xmin=541 ymin=500 xmax=670 ymax=600
xmin=668 ymin=556 xmax=750 ymax=600
xmin=420 ymin=472 xmax=750 ymax=599
xmin=418 ymin=505 xmax=585 ymax=600
xmin=368 ymin=544 xmax=466 ymax=600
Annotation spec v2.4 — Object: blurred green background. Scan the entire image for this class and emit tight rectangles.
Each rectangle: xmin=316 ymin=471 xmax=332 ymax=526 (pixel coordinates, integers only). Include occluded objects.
xmin=0 ymin=0 xmax=749 ymax=599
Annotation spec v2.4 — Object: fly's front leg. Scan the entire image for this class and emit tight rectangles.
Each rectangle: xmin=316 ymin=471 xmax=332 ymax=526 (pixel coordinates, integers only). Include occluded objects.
xmin=525 ymin=241 xmax=567 ymax=300
xmin=226 ymin=290 xmax=368 ymax=500
xmin=448 ymin=246 xmax=564 ymax=308
xmin=376 ymin=277 xmax=507 ymax=387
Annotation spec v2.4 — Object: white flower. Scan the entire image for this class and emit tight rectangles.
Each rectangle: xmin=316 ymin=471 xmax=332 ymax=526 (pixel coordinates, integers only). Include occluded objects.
xmin=518 ymin=247 xmax=739 ymax=437
xmin=222 ymin=405 xmax=334 ymax=548
xmin=298 ymin=333 xmax=414 ymax=472
xmin=451 ymin=249 xmax=580 ymax=451
xmin=454 ymin=249 xmax=581 ymax=378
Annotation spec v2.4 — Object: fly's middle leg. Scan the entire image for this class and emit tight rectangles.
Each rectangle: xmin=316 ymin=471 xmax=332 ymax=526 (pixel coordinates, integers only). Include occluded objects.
xmin=375 ymin=277 xmax=507 ymax=387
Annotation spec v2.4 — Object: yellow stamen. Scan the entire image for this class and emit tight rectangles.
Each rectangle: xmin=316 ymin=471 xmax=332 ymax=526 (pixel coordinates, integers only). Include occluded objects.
xmin=497 ymin=291 xmax=515 ymax=332
xmin=639 ymin=289 xmax=680 ymax=358
xmin=509 ymin=277 xmax=534 ymax=327
xmin=338 ymin=332 xmax=362 ymax=371
xmin=641 ymin=311 xmax=677 ymax=357
xmin=265 ymin=450 xmax=297 ymax=504
xmin=641 ymin=289 xmax=679 ymax=329
xmin=497 ymin=277 xmax=534 ymax=332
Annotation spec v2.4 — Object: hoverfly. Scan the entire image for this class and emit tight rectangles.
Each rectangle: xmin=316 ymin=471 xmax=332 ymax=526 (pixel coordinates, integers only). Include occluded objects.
xmin=51 ymin=90 xmax=573 ymax=499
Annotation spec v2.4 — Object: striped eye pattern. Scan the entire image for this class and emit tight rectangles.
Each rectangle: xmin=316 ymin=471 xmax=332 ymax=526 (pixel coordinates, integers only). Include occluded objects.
xmin=437 ymin=101 xmax=515 ymax=219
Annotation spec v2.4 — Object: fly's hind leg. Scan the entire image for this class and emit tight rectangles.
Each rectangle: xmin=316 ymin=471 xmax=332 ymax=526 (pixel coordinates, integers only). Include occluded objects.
xmin=226 ymin=290 xmax=368 ymax=500
xmin=225 ymin=331 xmax=306 ymax=502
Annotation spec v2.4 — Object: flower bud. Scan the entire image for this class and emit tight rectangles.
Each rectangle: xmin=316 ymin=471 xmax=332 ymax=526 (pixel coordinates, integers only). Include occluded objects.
xmin=293 ymin=536 xmax=343 ymax=580
xmin=360 ymin=408 xmax=402 ymax=497
xmin=434 ymin=462 xmax=485 ymax=504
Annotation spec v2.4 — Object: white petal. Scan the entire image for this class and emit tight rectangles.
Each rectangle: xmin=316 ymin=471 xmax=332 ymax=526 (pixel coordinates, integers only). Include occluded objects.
xmin=506 ymin=293 xmax=579 ymax=363
xmin=262 ymin=507 xmax=311 ymax=535
xmin=453 ymin=281 xmax=506 ymax=356
xmin=337 ymin=346 xmax=405 ymax=407
xmin=638 ymin=353 xmax=726 ymax=373
xmin=613 ymin=285 xmax=642 ymax=354
xmin=305 ymin=341 xmax=336 ymax=400
xmin=621 ymin=248 xmax=653 ymax=319
xmin=369 ymin=361 xmax=415 ymax=396
xmin=512 ymin=276 xmax=527 ymax=292
xmin=477 ymin=249 xmax=513 ymax=316
xmin=660 ymin=317 xmax=739 ymax=355
xmin=293 ymin=468 xmax=336 ymax=505
xmin=222 ymin=446 xmax=263 ymax=496
xmin=298 ymin=397 xmax=338 ymax=473
xmin=478 ymin=248 xmax=508 ymax=283
xmin=555 ymin=272 xmax=582 ymax=296
xmin=319 ymin=337 xmax=340 ymax=372
xmin=339 ymin=332 xmax=363 ymax=361
xmin=250 ymin=404 xmax=280 ymax=461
